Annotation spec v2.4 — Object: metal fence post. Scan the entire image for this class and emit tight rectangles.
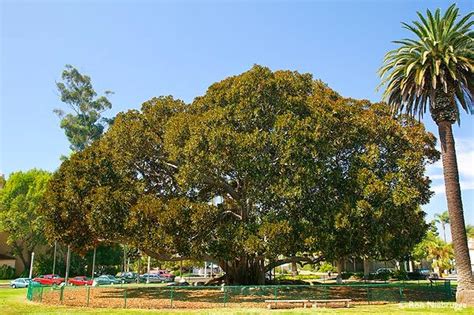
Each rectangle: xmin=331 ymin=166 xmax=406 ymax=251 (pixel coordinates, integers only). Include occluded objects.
xmin=399 ymin=283 xmax=404 ymax=302
xmin=444 ymin=280 xmax=451 ymax=299
xmin=39 ymin=286 xmax=44 ymax=302
xmin=366 ymin=286 xmax=370 ymax=305
xmin=26 ymin=284 xmax=32 ymax=301
xmin=274 ymin=286 xmax=277 ymax=300
xmin=170 ymin=287 xmax=174 ymax=308
xmin=86 ymin=286 xmax=91 ymax=307
xmin=124 ymin=288 xmax=127 ymax=308
xmin=223 ymin=287 xmax=227 ymax=307
xmin=60 ymin=285 xmax=64 ymax=304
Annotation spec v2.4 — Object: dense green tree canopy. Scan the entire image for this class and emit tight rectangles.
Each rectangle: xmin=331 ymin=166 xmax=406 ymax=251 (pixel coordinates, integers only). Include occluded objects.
xmin=42 ymin=66 xmax=439 ymax=284
xmin=0 ymin=169 xmax=51 ymax=270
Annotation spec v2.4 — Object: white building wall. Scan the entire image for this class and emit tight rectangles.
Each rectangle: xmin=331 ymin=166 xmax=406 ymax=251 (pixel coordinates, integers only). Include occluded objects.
xmin=468 ymin=238 xmax=474 ymax=272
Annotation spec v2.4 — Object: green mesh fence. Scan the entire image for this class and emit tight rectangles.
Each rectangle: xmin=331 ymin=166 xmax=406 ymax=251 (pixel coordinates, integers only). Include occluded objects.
xmin=26 ymin=281 xmax=454 ymax=309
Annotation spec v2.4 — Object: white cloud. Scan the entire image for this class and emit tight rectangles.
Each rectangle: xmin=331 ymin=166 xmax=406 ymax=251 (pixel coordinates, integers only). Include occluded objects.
xmin=427 ymin=137 xmax=474 ymax=195
xmin=428 ymin=174 xmax=444 ymax=180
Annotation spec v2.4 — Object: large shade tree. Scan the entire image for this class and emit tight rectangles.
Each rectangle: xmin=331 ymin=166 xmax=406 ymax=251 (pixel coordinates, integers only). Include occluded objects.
xmin=379 ymin=4 xmax=474 ymax=300
xmin=0 ymin=170 xmax=51 ymax=272
xmin=42 ymin=66 xmax=438 ymax=284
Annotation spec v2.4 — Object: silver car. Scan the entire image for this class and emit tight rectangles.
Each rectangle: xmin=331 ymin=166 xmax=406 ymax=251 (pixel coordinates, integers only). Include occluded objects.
xmin=141 ymin=274 xmax=164 ymax=283
xmin=10 ymin=278 xmax=31 ymax=288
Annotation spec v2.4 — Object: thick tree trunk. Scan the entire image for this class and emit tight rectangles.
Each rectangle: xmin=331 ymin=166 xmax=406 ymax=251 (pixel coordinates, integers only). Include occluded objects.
xmin=291 ymin=261 xmax=298 ymax=276
xmin=437 ymin=121 xmax=474 ymax=292
xmin=336 ymin=258 xmax=344 ymax=284
xmin=223 ymin=256 xmax=266 ymax=285
xmin=363 ymin=258 xmax=370 ymax=279
xmin=11 ymin=242 xmax=30 ymax=275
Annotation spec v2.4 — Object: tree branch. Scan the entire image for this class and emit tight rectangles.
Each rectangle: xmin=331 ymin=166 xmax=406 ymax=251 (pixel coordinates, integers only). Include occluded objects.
xmin=264 ymin=255 xmax=325 ymax=273
xmin=221 ymin=210 xmax=242 ymax=220
xmin=202 ymin=176 xmax=244 ymax=211
xmin=142 ymin=249 xmax=216 ymax=263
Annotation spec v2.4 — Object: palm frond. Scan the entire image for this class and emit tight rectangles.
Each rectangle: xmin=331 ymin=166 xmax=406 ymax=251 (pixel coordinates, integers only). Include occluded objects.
xmin=379 ymin=4 xmax=474 ymax=124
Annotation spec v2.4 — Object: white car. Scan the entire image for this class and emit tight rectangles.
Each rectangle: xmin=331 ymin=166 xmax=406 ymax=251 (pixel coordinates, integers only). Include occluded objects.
xmin=10 ymin=278 xmax=31 ymax=288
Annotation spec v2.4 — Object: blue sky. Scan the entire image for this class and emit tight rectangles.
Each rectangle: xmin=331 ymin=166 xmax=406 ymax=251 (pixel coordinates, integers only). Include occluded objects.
xmin=1 ymin=0 xmax=473 ymax=231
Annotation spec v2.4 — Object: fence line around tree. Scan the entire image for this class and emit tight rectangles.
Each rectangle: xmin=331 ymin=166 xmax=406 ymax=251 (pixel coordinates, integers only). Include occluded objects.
xmin=26 ymin=282 xmax=454 ymax=309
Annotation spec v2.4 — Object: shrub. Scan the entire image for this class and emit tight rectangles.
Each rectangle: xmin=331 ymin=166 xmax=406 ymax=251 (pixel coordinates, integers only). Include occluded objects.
xmin=340 ymin=272 xmax=353 ymax=280
xmin=318 ymin=262 xmax=336 ymax=273
xmin=393 ymin=269 xmax=408 ymax=280
xmin=377 ymin=270 xmax=392 ymax=281
xmin=369 ymin=270 xmax=392 ymax=281
xmin=351 ymin=272 xmax=364 ymax=280
xmin=0 ymin=265 xmax=16 ymax=279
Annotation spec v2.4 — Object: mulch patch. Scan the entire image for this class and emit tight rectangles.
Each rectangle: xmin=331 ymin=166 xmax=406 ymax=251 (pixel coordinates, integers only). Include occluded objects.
xmin=37 ymin=284 xmax=449 ymax=309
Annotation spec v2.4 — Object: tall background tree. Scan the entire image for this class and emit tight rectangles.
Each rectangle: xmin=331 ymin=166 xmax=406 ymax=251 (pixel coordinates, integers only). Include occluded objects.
xmin=434 ymin=211 xmax=450 ymax=242
xmin=42 ymin=66 xmax=438 ymax=284
xmin=0 ymin=170 xmax=51 ymax=273
xmin=379 ymin=4 xmax=474 ymax=302
xmin=54 ymin=64 xmax=113 ymax=152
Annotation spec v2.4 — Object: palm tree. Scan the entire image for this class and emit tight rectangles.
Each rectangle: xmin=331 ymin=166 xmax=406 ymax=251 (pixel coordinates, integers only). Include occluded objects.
xmin=429 ymin=241 xmax=454 ymax=275
xmin=379 ymin=4 xmax=474 ymax=299
xmin=435 ymin=211 xmax=450 ymax=242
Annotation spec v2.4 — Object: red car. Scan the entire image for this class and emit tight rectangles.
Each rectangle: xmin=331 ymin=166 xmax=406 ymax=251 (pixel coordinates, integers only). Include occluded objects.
xmin=33 ymin=274 xmax=65 ymax=286
xmin=156 ymin=270 xmax=175 ymax=281
xmin=69 ymin=276 xmax=93 ymax=286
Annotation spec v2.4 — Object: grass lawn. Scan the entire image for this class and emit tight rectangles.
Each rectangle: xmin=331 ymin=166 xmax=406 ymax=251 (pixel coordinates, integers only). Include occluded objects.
xmin=1 ymin=288 xmax=473 ymax=315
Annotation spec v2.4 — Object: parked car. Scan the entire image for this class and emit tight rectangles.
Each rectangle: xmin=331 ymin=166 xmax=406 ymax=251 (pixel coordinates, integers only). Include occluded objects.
xmin=10 ymin=278 xmax=31 ymax=288
xmin=375 ymin=268 xmax=394 ymax=275
xmin=155 ymin=270 xmax=175 ymax=282
xmin=117 ymin=272 xmax=139 ymax=284
xmin=93 ymin=275 xmax=121 ymax=286
xmin=140 ymin=273 xmax=166 ymax=283
xmin=33 ymin=274 xmax=65 ymax=286
xmin=407 ymin=269 xmax=431 ymax=280
xmin=69 ymin=276 xmax=93 ymax=286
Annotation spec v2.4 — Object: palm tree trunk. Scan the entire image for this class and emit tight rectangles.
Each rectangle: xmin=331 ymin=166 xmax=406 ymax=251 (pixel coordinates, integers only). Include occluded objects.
xmin=437 ymin=121 xmax=474 ymax=291
xmin=442 ymin=223 xmax=447 ymax=243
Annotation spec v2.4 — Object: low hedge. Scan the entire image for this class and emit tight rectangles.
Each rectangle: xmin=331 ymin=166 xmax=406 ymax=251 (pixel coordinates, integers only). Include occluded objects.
xmin=0 ymin=265 xmax=16 ymax=279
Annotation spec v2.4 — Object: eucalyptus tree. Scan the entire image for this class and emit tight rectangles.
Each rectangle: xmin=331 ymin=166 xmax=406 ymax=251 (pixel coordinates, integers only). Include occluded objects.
xmin=54 ymin=65 xmax=113 ymax=152
xmin=379 ymin=4 xmax=474 ymax=299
